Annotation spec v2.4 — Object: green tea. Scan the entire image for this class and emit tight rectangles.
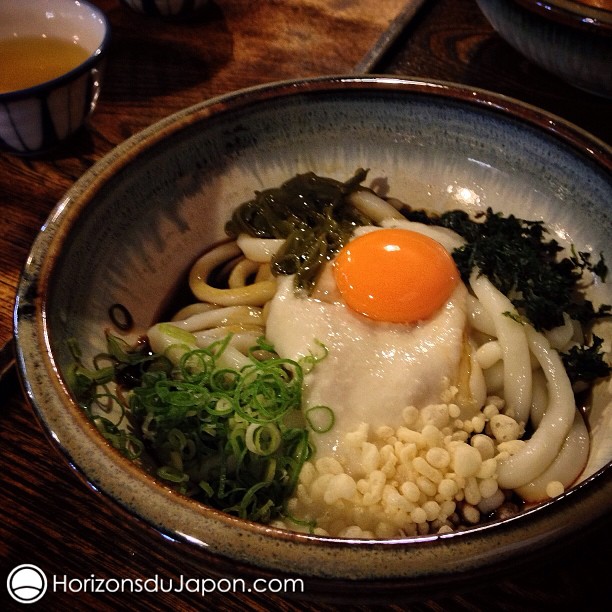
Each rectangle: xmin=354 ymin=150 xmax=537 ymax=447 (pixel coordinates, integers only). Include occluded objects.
xmin=0 ymin=36 xmax=90 ymax=93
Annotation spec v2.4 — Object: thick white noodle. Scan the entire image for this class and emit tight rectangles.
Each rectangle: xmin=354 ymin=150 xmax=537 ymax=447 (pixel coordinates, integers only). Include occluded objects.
xmin=150 ymin=322 xmax=253 ymax=370
xmin=475 ymin=340 xmax=503 ymax=369
xmin=544 ymin=313 xmax=575 ymax=351
xmin=189 ymin=241 xmax=277 ymax=306
xmin=171 ymin=302 xmax=217 ymax=321
xmin=236 ymin=234 xmax=284 ymax=263
xmin=214 ymin=344 xmax=254 ymax=370
xmin=470 ymin=272 xmax=532 ymax=423
xmin=496 ymin=325 xmax=576 ymax=489
xmin=515 ymin=412 xmax=589 ymax=502
xmin=529 ymin=369 xmax=549 ymax=427
xmin=466 ymin=294 xmax=496 ymax=336
xmin=380 ymin=218 xmax=466 ymax=253
xmin=228 ymin=258 xmax=260 ymax=288
xmin=348 ymin=190 xmax=406 ymax=222
xmin=194 ymin=328 xmax=262 ymax=353
xmin=169 ymin=305 xmax=264 ymax=333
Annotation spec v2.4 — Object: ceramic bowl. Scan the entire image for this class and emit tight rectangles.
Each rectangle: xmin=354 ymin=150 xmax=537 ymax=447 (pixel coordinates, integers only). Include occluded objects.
xmin=476 ymin=0 xmax=612 ymax=98
xmin=0 ymin=0 xmax=110 ymax=155
xmin=14 ymin=76 xmax=612 ymax=589
xmin=119 ymin=0 xmax=209 ymax=18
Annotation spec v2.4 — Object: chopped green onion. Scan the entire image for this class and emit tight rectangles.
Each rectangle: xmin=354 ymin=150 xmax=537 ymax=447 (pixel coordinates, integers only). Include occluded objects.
xmin=305 ymin=405 xmax=335 ymax=433
xmin=69 ymin=332 xmax=328 ymax=524
xmin=158 ymin=465 xmax=189 ymax=483
xmin=245 ymin=422 xmax=282 ymax=456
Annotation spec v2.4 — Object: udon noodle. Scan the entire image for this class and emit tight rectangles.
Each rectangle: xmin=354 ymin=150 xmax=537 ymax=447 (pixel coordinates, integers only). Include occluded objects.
xmin=142 ymin=181 xmax=604 ymax=538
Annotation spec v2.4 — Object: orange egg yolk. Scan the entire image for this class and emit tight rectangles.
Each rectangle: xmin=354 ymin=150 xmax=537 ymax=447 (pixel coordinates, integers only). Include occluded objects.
xmin=333 ymin=229 xmax=460 ymax=323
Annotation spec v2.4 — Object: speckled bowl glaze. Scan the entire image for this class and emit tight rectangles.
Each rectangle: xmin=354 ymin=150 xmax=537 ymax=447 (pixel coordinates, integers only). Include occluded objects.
xmin=476 ymin=0 xmax=612 ymax=98
xmin=0 ymin=0 xmax=110 ymax=155
xmin=14 ymin=76 xmax=612 ymax=588
xmin=119 ymin=0 xmax=209 ymax=18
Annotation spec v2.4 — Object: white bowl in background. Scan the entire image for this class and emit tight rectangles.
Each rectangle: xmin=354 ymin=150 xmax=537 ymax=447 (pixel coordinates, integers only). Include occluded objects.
xmin=476 ymin=0 xmax=612 ymax=98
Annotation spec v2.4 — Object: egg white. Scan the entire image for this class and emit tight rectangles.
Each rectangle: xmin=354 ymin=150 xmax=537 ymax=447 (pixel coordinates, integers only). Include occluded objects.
xmin=265 ymin=224 xmax=472 ymax=455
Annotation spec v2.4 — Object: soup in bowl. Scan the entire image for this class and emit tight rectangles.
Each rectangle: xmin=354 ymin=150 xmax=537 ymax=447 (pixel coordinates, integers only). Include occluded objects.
xmin=15 ymin=76 xmax=612 ymax=585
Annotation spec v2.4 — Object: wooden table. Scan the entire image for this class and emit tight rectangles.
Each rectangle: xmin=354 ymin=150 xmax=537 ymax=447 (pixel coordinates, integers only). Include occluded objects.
xmin=1 ymin=0 xmax=610 ymax=608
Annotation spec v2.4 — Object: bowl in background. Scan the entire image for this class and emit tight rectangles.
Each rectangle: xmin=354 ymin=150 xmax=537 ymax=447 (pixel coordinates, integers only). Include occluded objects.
xmin=476 ymin=0 xmax=612 ymax=98
xmin=119 ymin=0 xmax=209 ymax=18
xmin=14 ymin=76 xmax=612 ymax=591
xmin=0 ymin=0 xmax=110 ymax=155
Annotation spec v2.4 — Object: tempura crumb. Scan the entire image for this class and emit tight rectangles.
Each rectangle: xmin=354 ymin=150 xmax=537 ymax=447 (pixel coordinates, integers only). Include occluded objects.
xmin=545 ymin=480 xmax=565 ymax=498
xmin=276 ymin=391 xmax=524 ymax=538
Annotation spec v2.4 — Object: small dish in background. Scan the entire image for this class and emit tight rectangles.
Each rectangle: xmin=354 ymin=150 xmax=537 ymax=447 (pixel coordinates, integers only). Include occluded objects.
xmin=0 ymin=0 xmax=110 ymax=156
xmin=476 ymin=0 xmax=612 ymax=98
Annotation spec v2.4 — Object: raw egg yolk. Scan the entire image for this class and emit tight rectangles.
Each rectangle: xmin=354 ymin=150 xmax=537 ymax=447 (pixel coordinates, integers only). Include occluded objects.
xmin=333 ymin=228 xmax=459 ymax=323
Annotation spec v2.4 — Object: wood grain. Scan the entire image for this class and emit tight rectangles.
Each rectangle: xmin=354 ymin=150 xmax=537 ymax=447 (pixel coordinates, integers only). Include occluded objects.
xmin=1 ymin=0 xmax=611 ymax=609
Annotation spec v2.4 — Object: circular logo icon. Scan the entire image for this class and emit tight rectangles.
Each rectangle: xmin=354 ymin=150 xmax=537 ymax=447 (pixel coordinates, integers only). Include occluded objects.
xmin=6 ymin=565 xmax=47 ymax=604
